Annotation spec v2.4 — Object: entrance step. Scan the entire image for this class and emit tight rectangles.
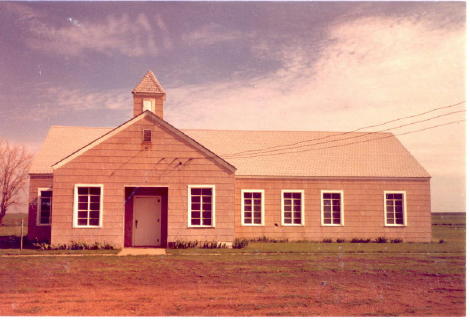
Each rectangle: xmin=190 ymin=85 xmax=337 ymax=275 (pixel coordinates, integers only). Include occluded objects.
xmin=118 ymin=248 xmax=166 ymax=256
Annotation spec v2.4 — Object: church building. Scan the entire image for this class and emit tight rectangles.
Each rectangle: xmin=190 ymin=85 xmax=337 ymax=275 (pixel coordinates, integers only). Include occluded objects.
xmin=28 ymin=71 xmax=431 ymax=247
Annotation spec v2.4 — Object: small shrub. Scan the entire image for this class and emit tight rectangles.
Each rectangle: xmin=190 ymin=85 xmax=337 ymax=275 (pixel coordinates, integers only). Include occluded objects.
xmin=43 ymin=241 xmax=115 ymax=250
xmin=233 ymin=238 xmax=249 ymax=249
xmin=32 ymin=242 xmax=51 ymax=250
xmin=390 ymin=238 xmax=403 ymax=244
xmin=168 ymin=240 xmax=199 ymax=249
xmin=322 ymin=238 xmax=333 ymax=243
xmin=375 ymin=237 xmax=388 ymax=243
xmin=351 ymin=238 xmax=371 ymax=243
xmin=249 ymin=236 xmax=288 ymax=243
xmin=336 ymin=238 xmax=345 ymax=243
xmin=201 ymin=241 xmax=227 ymax=249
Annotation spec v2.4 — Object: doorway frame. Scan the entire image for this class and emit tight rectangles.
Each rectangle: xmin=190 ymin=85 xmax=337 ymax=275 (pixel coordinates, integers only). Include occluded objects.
xmin=124 ymin=186 xmax=168 ymax=247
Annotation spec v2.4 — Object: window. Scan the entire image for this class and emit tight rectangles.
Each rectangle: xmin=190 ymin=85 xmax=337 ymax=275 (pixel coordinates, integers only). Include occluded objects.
xmin=188 ymin=185 xmax=215 ymax=227
xmin=143 ymin=99 xmax=154 ymax=112
xmin=37 ymin=188 xmax=52 ymax=226
xmin=73 ymin=185 xmax=103 ymax=228
xmin=241 ymin=190 xmax=264 ymax=226
xmin=281 ymin=190 xmax=304 ymax=225
xmin=384 ymin=191 xmax=407 ymax=226
xmin=321 ymin=190 xmax=344 ymax=226
xmin=143 ymin=129 xmax=152 ymax=142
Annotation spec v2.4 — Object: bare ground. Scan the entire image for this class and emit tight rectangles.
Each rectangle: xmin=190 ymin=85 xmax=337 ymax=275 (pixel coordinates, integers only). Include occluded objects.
xmin=0 ymin=253 xmax=465 ymax=316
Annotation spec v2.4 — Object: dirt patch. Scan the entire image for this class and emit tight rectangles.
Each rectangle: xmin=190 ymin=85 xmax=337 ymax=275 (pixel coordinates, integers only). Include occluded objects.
xmin=0 ymin=254 xmax=465 ymax=316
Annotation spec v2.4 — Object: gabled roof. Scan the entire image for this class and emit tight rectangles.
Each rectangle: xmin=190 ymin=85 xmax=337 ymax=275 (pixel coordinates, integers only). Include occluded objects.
xmin=183 ymin=129 xmax=431 ymax=178
xmin=50 ymin=111 xmax=235 ymax=173
xmin=31 ymin=122 xmax=430 ymax=178
xmin=132 ymin=70 xmax=165 ymax=94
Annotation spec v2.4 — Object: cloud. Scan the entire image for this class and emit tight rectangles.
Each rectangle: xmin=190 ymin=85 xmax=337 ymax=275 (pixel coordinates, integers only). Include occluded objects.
xmin=182 ymin=23 xmax=250 ymax=46
xmin=5 ymin=3 xmax=170 ymax=57
xmin=166 ymin=14 xmax=465 ymax=210
xmin=13 ymin=86 xmax=131 ymax=122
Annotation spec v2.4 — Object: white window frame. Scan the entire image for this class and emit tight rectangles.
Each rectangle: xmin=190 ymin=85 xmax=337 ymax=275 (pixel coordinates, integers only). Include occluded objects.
xmin=281 ymin=190 xmax=305 ymax=226
xmin=321 ymin=190 xmax=345 ymax=226
xmin=241 ymin=189 xmax=265 ymax=226
xmin=73 ymin=184 xmax=104 ymax=228
xmin=384 ymin=191 xmax=407 ymax=227
xmin=37 ymin=188 xmax=52 ymax=226
xmin=187 ymin=185 xmax=216 ymax=228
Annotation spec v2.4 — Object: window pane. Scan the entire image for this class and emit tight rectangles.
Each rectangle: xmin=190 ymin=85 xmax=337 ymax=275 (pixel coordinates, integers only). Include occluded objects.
xmin=42 ymin=191 xmax=52 ymax=197
xmin=78 ymin=211 xmax=88 ymax=219
xmin=78 ymin=202 xmax=88 ymax=210
xmin=90 ymin=202 xmax=100 ymax=211
xmin=89 ymin=219 xmax=99 ymax=226
xmin=294 ymin=218 xmax=301 ymax=224
xmin=191 ymin=188 xmax=202 ymax=195
xmin=191 ymin=218 xmax=200 ymax=225
xmin=89 ymin=187 xmax=100 ymax=195
xmin=78 ymin=187 xmax=88 ymax=195
xmin=201 ymin=188 xmax=212 ymax=196
xmin=78 ymin=218 xmax=87 ymax=225
xmin=244 ymin=192 xmax=252 ymax=199
xmin=78 ymin=196 xmax=88 ymax=203
xmin=191 ymin=211 xmax=200 ymax=219
xmin=253 ymin=193 xmax=261 ymax=199
xmin=90 ymin=211 xmax=100 ymax=219
xmin=202 ymin=218 xmax=212 ymax=226
xmin=90 ymin=195 xmax=100 ymax=203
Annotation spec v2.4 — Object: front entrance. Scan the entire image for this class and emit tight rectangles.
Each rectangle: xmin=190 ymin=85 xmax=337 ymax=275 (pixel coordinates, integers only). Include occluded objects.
xmin=133 ymin=196 xmax=162 ymax=247
xmin=124 ymin=187 xmax=168 ymax=248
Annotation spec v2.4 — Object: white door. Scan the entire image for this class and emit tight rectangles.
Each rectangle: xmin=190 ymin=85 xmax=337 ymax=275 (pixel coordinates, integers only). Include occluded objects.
xmin=133 ymin=196 xmax=162 ymax=246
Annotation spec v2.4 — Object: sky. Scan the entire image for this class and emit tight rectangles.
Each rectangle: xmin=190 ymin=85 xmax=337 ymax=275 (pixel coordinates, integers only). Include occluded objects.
xmin=0 ymin=1 xmax=466 ymax=212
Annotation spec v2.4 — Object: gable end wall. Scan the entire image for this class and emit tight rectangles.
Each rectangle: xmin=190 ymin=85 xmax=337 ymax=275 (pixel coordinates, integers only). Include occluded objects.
xmin=51 ymin=116 xmax=235 ymax=247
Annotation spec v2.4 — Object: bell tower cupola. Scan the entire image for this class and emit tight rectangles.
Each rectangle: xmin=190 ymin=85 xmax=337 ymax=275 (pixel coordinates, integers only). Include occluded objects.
xmin=132 ymin=70 xmax=166 ymax=118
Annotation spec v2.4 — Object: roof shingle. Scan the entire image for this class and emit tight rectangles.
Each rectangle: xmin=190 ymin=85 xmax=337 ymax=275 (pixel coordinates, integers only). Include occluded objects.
xmin=30 ymin=126 xmax=430 ymax=178
xmin=132 ymin=70 xmax=165 ymax=94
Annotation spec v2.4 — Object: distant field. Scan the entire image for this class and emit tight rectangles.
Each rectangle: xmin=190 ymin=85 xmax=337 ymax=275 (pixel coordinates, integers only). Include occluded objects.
xmin=0 ymin=213 xmax=28 ymax=237
xmin=432 ymin=212 xmax=466 ymax=226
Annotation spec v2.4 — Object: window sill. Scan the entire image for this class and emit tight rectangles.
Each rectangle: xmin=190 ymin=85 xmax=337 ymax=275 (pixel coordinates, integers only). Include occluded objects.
xmin=73 ymin=226 xmax=103 ymax=229
xmin=188 ymin=226 xmax=216 ymax=229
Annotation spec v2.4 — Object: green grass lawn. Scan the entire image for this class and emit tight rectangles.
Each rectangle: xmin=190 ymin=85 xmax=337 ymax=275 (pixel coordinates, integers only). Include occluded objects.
xmin=0 ymin=212 xmax=465 ymax=256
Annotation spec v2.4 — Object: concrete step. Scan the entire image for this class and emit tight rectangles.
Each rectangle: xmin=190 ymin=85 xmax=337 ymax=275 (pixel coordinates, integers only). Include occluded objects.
xmin=117 ymin=248 xmax=166 ymax=256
